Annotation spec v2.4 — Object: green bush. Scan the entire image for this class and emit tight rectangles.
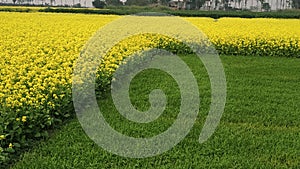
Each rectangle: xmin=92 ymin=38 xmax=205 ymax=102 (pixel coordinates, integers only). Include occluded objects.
xmin=36 ymin=7 xmax=300 ymax=19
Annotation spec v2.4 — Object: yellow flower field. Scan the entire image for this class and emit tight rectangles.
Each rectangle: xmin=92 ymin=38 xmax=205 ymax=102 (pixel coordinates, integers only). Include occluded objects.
xmin=0 ymin=13 xmax=119 ymax=163
xmin=0 ymin=12 xmax=299 ymax=164
xmin=0 ymin=13 xmax=118 ymax=110
xmin=186 ymin=17 xmax=300 ymax=57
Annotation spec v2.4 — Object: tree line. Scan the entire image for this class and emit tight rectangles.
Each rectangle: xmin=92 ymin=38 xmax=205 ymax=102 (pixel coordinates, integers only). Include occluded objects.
xmin=98 ymin=0 xmax=300 ymax=10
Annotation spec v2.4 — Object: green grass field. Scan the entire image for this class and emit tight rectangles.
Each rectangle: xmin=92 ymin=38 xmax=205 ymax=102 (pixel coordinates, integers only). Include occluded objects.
xmin=11 ymin=55 xmax=300 ymax=169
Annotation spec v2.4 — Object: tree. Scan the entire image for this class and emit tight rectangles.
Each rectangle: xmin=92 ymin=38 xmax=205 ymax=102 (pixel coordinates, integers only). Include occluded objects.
xmin=262 ymin=2 xmax=270 ymax=10
xmin=280 ymin=0 xmax=284 ymax=9
xmin=12 ymin=0 xmax=17 ymax=3
xmin=126 ymin=0 xmax=149 ymax=6
xmin=237 ymin=0 xmax=242 ymax=9
xmin=214 ymin=0 xmax=220 ymax=10
xmin=190 ymin=0 xmax=206 ymax=9
xmin=92 ymin=0 xmax=106 ymax=8
xmin=50 ymin=0 xmax=55 ymax=5
xmin=222 ymin=0 xmax=231 ymax=10
xmin=243 ymin=0 xmax=248 ymax=10
xmin=182 ymin=0 xmax=187 ymax=9
xmin=106 ymin=0 xmax=122 ymax=6
xmin=17 ymin=0 xmax=24 ymax=4
xmin=292 ymin=0 xmax=299 ymax=8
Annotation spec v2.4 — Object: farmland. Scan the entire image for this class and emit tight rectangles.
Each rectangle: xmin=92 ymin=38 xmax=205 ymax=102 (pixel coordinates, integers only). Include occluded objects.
xmin=0 ymin=12 xmax=299 ymax=167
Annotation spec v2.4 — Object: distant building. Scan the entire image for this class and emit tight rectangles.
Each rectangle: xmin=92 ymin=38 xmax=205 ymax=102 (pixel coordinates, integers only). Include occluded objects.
xmin=200 ymin=0 xmax=293 ymax=11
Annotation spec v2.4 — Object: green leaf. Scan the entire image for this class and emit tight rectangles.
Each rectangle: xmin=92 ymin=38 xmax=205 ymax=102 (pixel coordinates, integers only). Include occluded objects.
xmin=13 ymin=143 xmax=21 ymax=148
xmin=6 ymin=148 xmax=15 ymax=153
xmin=34 ymin=133 xmax=41 ymax=138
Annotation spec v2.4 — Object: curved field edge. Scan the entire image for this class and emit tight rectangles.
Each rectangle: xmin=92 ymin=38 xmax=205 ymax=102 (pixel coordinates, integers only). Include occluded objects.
xmin=11 ymin=55 xmax=300 ymax=169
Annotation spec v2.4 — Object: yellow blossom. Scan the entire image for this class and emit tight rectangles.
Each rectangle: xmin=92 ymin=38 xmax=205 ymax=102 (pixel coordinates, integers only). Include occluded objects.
xmin=0 ymin=135 xmax=5 ymax=140
xmin=21 ymin=116 xmax=27 ymax=123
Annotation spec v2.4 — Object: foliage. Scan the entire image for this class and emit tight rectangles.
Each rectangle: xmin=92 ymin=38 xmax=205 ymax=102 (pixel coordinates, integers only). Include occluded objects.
xmin=106 ymin=0 xmax=123 ymax=6
xmin=38 ymin=7 xmax=300 ymax=18
xmin=262 ymin=2 xmax=271 ymax=11
xmin=0 ymin=6 xmax=31 ymax=12
xmin=292 ymin=0 xmax=300 ymax=9
xmin=92 ymin=0 xmax=106 ymax=8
